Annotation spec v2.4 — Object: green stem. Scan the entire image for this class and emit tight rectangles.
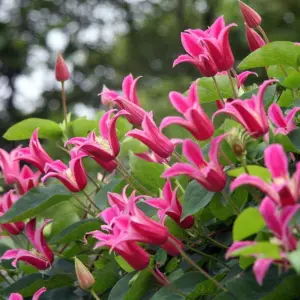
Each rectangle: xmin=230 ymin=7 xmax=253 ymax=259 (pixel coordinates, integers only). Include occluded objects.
xmin=227 ymin=70 xmax=238 ymax=99
xmin=257 ymin=26 xmax=270 ymax=43
xmin=61 ymin=81 xmax=68 ymax=125
xmin=83 ymin=190 xmax=101 ymax=212
xmin=90 ymin=289 xmax=101 ymax=300
xmin=221 ymin=191 xmax=240 ymax=215
xmin=198 ymin=235 xmax=228 ymax=250
xmin=212 ymin=76 xmax=225 ymax=103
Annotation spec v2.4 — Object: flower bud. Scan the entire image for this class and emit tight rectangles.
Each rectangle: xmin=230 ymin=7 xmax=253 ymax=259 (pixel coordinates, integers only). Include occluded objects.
xmin=245 ymin=24 xmax=265 ymax=52
xmin=239 ymin=1 xmax=262 ymax=28
xmin=55 ymin=52 xmax=70 ymax=82
xmin=75 ymin=257 xmax=95 ymax=290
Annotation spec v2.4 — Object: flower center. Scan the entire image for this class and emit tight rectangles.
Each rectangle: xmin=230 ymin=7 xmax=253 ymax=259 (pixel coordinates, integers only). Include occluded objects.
xmin=65 ymin=168 xmax=76 ymax=183
xmin=95 ymin=136 xmax=112 ymax=154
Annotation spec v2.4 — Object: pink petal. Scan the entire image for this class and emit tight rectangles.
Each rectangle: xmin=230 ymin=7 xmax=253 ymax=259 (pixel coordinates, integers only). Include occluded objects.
xmin=208 ymin=134 xmax=227 ymax=169
xmin=237 ymin=71 xmax=257 ymax=88
xmin=182 ymin=139 xmax=207 ymax=167
xmin=256 ymin=80 xmax=278 ymax=117
xmin=202 ymin=38 xmax=224 ymax=70
xmin=225 ymin=241 xmax=256 ymax=258
xmin=268 ymin=103 xmax=287 ymax=128
xmin=129 ymin=76 xmax=142 ymax=105
xmin=70 ymin=156 xmax=87 ymax=190
xmin=32 ymin=287 xmax=47 ymax=300
xmin=181 ymin=32 xmax=204 ymax=57
xmin=169 ymin=91 xmax=189 ymax=114
xmin=162 ymin=163 xmax=200 ymax=178
xmin=173 ymin=54 xmax=197 ymax=68
xmin=208 ymin=16 xmax=225 ymax=37
xmin=160 ymin=116 xmax=194 ymax=132
xmin=122 ymin=74 xmax=134 ymax=100
xmin=253 ymin=258 xmax=273 ymax=285
xmin=286 ymin=107 xmax=300 ymax=130
xmin=99 ymin=109 xmax=116 ymax=139
xmin=9 ymin=294 xmax=23 ymax=300
xmin=163 ymin=180 xmax=173 ymax=202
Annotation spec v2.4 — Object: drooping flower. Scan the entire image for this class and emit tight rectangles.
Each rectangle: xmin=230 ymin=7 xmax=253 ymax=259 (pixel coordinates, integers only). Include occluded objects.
xmin=162 ymin=135 xmax=227 ymax=192
xmin=13 ymin=165 xmax=40 ymax=195
xmin=0 ymin=190 xmax=25 ymax=235
xmin=1 ymin=219 xmax=54 ymax=270
xmin=231 ymin=144 xmax=300 ymax=206
xmin=55 ymin=52 xmax=70 ymax=82
xmin=66 ymin=109 xmax=128 ymax=163
xmin=100 ymin=74 xmax=147 ymax=125
xmin=146 ymin=180 xmax=194 ymax=229
xmin=160 ymin=82 xmax=214 ymax=141
xmin=127 ymin=113 xmax=174 ymax=159
xmin=9 ymin=287 xmax=46 ymax=300
xmin=100 ymin=85 xmax=117 ymax=107
xmin=0 ymin=147 xmax=21 ymax=185
xmin=239 ymin=1 xmax=262 ymax=29
xmin=213 ymin=80 xmax=277 ymax=138
xmin=42 ymin=151 xmax=87 ymax=192
xmin=75 ymin=257 xmax=95 ymax=290
xmin=236 ymin=71 xmax=258 ymax=88
xmin=245 ymin=24 xmax=265 ymax=52
xmin=15 ymin=129 xmax=53 ymax=173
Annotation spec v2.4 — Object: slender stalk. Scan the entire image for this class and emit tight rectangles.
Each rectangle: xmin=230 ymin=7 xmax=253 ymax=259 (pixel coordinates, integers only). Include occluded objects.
xmin=83 ymin=190 xmax=101 ymax=212
xmin=220 ymin=149 xmax=233 ymax=167
xmin=230 ymin=68 xmax=242 ymax=89
xmin=212 ymin=76 xmax=225 ymax=103
xmin=175 ymin=179 xmax=185 ymax=194
xmin=198 ymin=235 xmax=228 ymax=250
xmin=221 ymin=191 xmax=240 ymax=215
xmin=257 ymin=26 xmax=270 ymax=43
xmin=172 ymin=151 xmax=183 ymax=162
xmin=87 ymin=174 xmax=100 ymax=190
xmin=72 ymin=194 xmax=96 ymax=217
xmin=227 ymin=70 xmax=238 ymax=99
xmin=91 ymin=289 xmax=101 ymax=300
xmin=61 ymin=81 xmax=68 ymax=125
xmin=168 ymin=238 xmax=228 ymax=293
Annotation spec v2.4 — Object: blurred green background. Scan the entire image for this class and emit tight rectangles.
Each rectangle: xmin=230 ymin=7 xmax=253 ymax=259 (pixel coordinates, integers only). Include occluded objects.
xmin=0 ymin=0 xmax=299 ymax=149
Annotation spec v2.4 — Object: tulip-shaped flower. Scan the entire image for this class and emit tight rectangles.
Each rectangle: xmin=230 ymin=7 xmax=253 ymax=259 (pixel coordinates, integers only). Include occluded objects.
xmin=1 ymin=219 xmax=54 ymax=270
xmin=42 ymin=151 xmax=87 ymax=192
xmin=268 ymin=103 xmax=300 ymax=136
xmin=127 ymin=113 xmax=174 ymax=159
xmin=67 ymin=109 xmax=128 ymax=163
xmin=239 ymin=1 xmax=262 ymax=29
xmin=146 ymin=180 xmax=194 ymax=229
xmin=163 ymin=135 xmax=227 ymax=192
xmin=245 ymin=24 xmax=265 ymax=52
xmin=55 ymin=52 xmax=70 ymax=82
xmin=15 ymin=129 xmax=53 ymax=173
xmin=100 ymin=74 xmax=147 ymax=125
xmin=13 ymin=165 xmax=40 ymax=195
xmin=226 ymin=197 xmax=299 ymax=285
xmin=9 ymin=287 xmax=46 ymax=300
xmin=0 ymin=190 xmax=25 ymax=235
xmin=231 ymin=144 xmax=300 ymax=206
xmin=75 ymin=257 xmax=95 ymax=290
xmin=0 ymin=147 xmax=21 ymax=185
xmin=161 ymin=82 xmax=214 ymax=141
xmin=213 ymin=80 xmax=276 ymax=138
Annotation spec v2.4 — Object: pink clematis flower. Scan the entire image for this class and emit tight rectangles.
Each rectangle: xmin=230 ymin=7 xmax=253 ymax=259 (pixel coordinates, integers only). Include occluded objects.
xmin=160 ymin=82 xmax=214 ymax=141
xmin=100 ymin=74 xmax=147 ymax=125
xmin=146 ymin=180 xmax=194 ymax=229
xmin=231 ymin=144 xmax=300 ymax=206
xmin=127 ymin=113 xmax=174 ymax=159
xmin=13 ymin=165 xmax=40 ymax=195
xmin=162 ymin=135 xmax=227 ymax=192
xmin=268 ymin=103 xmax=300 ymax=135
xmin=0 ymin=190 xmax=25 ymax=235
xmin=1 ymin=219 xmax=54 ymax=270
xmin=9 ymin=287 xmax=47 ymax=300
xmin=42 ymin=151 xmax=87 ymax=192
xmin=15 ymin=129 xmax=53 ymax=173
xmin=213 ymin=80 xmax=277 ymax=138
xmin=0 ymin=147 xmax=21 ymax=185
xmin=66 ymin=109 xmax=128 ymax=163
xmin=245 ymin=24 xmax=265 ymax=52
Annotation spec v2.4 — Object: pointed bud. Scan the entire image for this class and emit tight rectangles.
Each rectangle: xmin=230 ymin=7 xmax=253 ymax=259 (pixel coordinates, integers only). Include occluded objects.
xmin=245 ymin=24 xmax=265 ymax=52
xmin=75 ymin=257 xmax=95 ymax=290
xmin=239 ymin=1 xmax=262 ymax=28
xmin=55 ymin=52 xmax=70 ymax=82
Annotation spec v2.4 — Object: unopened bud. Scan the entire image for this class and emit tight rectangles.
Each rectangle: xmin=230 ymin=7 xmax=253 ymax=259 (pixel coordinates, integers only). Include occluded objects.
xmin=227 ymin=127 xmax=251 ymax=159
xmin=75 ymin=257 xmax=95 ymax=290
xmin=239 ymin=1 xmax=262 ymax=29
xmin=245 ymin=24 xmax=265 ymax=52
xmin=55 ymin=52 xmax=70 ymax=82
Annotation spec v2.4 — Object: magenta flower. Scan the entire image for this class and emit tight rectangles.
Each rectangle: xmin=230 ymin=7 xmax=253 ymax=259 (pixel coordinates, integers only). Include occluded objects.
xmin=146 ymin=180 xmax=194 ymax=229
xmin=0 ymin=190 xmax=25 ymax=235
xmin=55 ymin=53 xmax=70 ymax=82
xmin=231 ymin=144 xmax=300 ymax=206
xmin=13 ymin=165 xmax=40 ymax=195
xmin=135 ymin=151 xmax=167 ymax=164
xmin=162 ymin=135 xmax=227 ymax=192
xmin=1 ymin=219 xmax=54 ymax=270
xmin=100 ymin=74 xmax=147 ymax=125
xmin=67 ymin=109 xmax=128 ymax=162
xmin=213 ymin=80 xmax=277 ymax=138
xmin=245 ymin=24 xmax=265 ymax=52
xmin=268 ymin=103 xmax=300 ymax=135
xmin=15 ymin=129 xmax=53 ymax=173
xmin=42 ymin=151 xmax=87 ymax=193
xmin=127 ymin=113 xmax=174 ymax=159
xmin=236 ymin=71 xmax=258 ymax=88
xmin=161 ymin=82 xmax=214 ymax=141
xmin=0 ymin=147 xmax=21 ymax=185
xmin=9 ymin=287 xmax=46 ymax=300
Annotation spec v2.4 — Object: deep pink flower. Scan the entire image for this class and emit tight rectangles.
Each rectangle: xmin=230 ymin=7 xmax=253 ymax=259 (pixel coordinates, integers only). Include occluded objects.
xmin=55 ymin=53 xmax=70 ymax=82
xmin=127 ymin=113 xmax=174 ymax=159
xmin=268 ymin=103 xmax=300 ymax=135
xmin=160 ymin=82 xmax=214 ymax=141
xmin=146 ymin=180 xmax=194 ymax=229
xmin=100 ymin=74 xmax=147 ymax=125
xmin=231 ymin=144 xmax=300 ymax=206
xmin=135 ymin=151 xmax=167 ymax=164
xmin=0 ymin=147 xmax=21 ymax=185
xmin=162 ymin=135 xmax=227 ymax=192
xmin=13 ymin=165 xmax=40 ymax=195
xmin=66 ymin=109 xmax=128 ymax=162
xmin=15 ymin=129 xmax=53 ymax=173
xmin=42 ymin=151 xmax=87 ymax=192
xmin=245 ymin=24 xmax=265 ymax=52
xmin=1 ymin=219 xmax=54 ymax=270
xmin=0 ymin=190 xmax=25 ymax=235
xmin=213 ymin=80 xmax=277 ymax=138
xmin=239 ymin=1 xmax=262 ymax=28
xmin=9 ymin=287 xmax=46 ymax=300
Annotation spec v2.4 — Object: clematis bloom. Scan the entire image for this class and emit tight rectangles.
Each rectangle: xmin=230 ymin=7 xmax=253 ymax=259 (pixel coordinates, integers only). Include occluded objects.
xmin=9 ymin=287 xmax=46 ymax=300
xmin=55 ymin=52 xmax=70 ymax=82
xmin=13 ymin=165 xmax=40 ymax=195
xmin=1 ymin=219 xmax=54 ymax=270
xmin=162 ymin=135 xmax=227 ymax=192
xmin=0 ymin=147 xmax=21 ymax=185
xmin=161 ymin=82 xmax=214 ymax=141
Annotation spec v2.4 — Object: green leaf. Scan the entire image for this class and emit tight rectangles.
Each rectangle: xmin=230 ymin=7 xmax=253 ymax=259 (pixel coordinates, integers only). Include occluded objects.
xmin=108 ymin=273 xmax=136 ymax=300
xmin=3 ymin=118 xmax=63 ymax=141
xmin=278 ymin=90 xmax=294 ymax=107
xmin=282 ymin=70 xmax=300 ymax=89
xmin=155 ymin=249 xmax=167 ymax=267
xmin=165 ymin=257 xmax=180 ymax=274
xmin=287 ymin=244 xmax=300 ymax=274
xmin=238 ymin=42 xmax=300 ymax=70
xmin=120 ymin=137 xmax=148 ymax=156
xmin=288 ymin=128 xmax=300 ymax=151
xmin=209 ymin=193 xmax=233 ymax=221
xmin=227 ymin=165 xmax=271 ymax=182
xmin=239 ymin=256 xmax=255 ymax=270
xmin=275 ymin=132 xmax=300 ymax=154
xmin=71 ymin=117 xmax=98 ymax=137
xmin=116 ymin=117 xmax=132 ymax=139
xmin=233 ymin=207 xmax=265 ymax=241
xmin=0 ymin=185 xmax=71 ymax=223
xmin=50 ymin=219 xmax=101 ymax=244
xmin=182 ymin=181 xmax=215 ymax=220
xmin=115 ymin=256 xmax=135 ymax=273
xmin=197 ymin=74 xmax=237 ymax=103
xmin=37 ymin=287 xmax=77 ymax=300
xmin=165 ymin=217 xmax=186 ymax=239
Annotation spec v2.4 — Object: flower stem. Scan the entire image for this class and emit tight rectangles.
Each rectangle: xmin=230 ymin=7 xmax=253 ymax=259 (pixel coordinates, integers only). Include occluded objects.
xmin=83 ymin=190 xmax=101 ymax=212
xmin=198 ymin=235 xmax=228 ymax=250
xmin=212 ymin=76 xmax=225 ymax=103
xmin=257 ymin=26 xmax=270 ymax=43
xmin=61 ymin=81 xmax=68 ymax=125
xmin=172 ymin=151 xmax=183 ymax=163
xmin=90 ymin=289 xmax=101 ymax=300
xmin=221 ymin=191 xmax=240 ymax=215
xmin=227 ymin=70 xmax=238 ymax=99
